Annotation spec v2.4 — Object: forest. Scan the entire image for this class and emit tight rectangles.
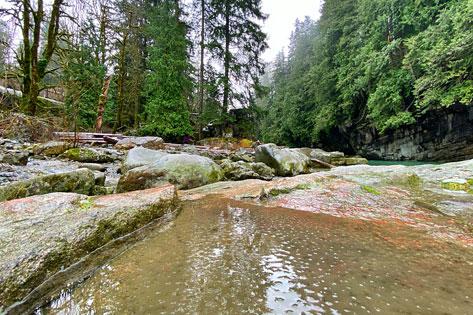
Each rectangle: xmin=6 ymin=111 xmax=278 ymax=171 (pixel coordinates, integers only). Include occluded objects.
xmin=0 ymin=0 xmax=472 ymax=145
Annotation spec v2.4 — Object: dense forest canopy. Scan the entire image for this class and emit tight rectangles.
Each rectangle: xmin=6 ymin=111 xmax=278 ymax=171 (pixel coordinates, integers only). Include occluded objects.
xmin=258 ymin=0 xmax=473 ymax=148
xmin=0 ymin=0 xmax=472 ymax=145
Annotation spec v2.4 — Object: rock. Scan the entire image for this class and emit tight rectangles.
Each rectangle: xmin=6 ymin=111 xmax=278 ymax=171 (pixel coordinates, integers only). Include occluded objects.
xmin=230 ymin=150 xmax=254 ymax=163
xmin=255 ymin=144 xmax=311 ymax=176
xmin=122 ymin=147 xmax=169 ymax=172
xmin=0 ymin=168 xmax=95 ymax=202
xmin=220 ymin=159 xmax=275 ymax=181
xmin=117 ymin=153 xmax=223 ymax=192
xmin=0 ymin=185 xmax=179 ymax=311
xmin=80 ymin=163 xmax=107 ymax=172
xmin=0 ymin=150 xmax=29 ymax=166
xmin=93 ymin=185 xmax=115 ymax=195
xmin=310 ymin=149 xmax=344 ymax=163
xmin=331 ymin=156 xmax=369 ymax=166
xmin=33 ymin=141 xmax=71 ymax=156
xmin=441 ymin=178 xmax=470 ymax=191
xmin=94 ymin=171 xmax=106 ymax=186
xmin=115 ymin=136 xmax=164 ymax=150
xmin=62 ymin=148 xmax=114 ymax=163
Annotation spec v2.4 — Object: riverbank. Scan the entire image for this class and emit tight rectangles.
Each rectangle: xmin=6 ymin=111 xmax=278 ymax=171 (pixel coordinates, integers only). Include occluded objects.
xmin=1 ymin=136 xmax=473 ymax=312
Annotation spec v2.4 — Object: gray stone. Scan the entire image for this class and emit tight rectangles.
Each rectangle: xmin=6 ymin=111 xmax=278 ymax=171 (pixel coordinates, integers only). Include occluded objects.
xmin=0 ymin=185 xmax=178 ymax=310
xmin=0 ymin=150 xmax=29 ymax=166
xmin=255 ymin=144 xmax=311 ymax=176
xmin=117 ymin=153 xmax=223 ymax=192
xmin=122 ymin=147 xmax=169 ymax=172
xmin=0 ymin=168 xmax=95 ymax=202
xmin=80 ymin=163 xmax=107 ymax=172
xmin=220 ymin=159 xmax=274 ymax=181
xmin=115 ymin=136 xmax=164 ymax=150
xmin=310 ymin=149 xmax=344 ymax=163
xmin=94 ymin=171 xmax=106 ymax=186
xmin=33 ymin=141 xmax=71 ymax=157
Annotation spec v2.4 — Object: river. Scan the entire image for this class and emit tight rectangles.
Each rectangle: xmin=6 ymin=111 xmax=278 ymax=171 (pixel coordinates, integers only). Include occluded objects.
xmin=38 ymin=196 xmax=473 ymax=314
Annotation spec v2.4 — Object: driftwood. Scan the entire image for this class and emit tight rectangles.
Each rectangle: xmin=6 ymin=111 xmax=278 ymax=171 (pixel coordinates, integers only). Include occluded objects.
xmin=53 ymin=132 xmax=124 ymax=145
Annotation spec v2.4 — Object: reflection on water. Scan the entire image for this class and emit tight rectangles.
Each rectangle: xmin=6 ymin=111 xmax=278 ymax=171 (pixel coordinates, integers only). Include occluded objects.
xmin=40 ymin=197 xmax=473 ymax=314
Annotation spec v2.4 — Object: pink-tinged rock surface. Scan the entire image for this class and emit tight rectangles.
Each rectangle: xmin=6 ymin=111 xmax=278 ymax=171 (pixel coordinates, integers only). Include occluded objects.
xmin=0 ymin=184 xmax=179 ymax=310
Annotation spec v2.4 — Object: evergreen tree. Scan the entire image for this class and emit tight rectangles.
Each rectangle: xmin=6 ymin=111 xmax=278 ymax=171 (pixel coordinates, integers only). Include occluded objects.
xmin=141 ymin=0 xmax=193 ymax=140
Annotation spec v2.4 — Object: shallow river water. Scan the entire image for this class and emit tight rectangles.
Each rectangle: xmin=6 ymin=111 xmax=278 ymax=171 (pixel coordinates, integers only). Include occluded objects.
xmin=40 ymin=197 xmax=473 ymax=315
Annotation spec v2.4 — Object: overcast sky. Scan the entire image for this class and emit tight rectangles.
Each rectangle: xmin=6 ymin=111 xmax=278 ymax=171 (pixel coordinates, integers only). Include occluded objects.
xmin=0 ymin=0 xmax=324 ymax=62
xmin=262 ymin=0 xmax=323 ymax=61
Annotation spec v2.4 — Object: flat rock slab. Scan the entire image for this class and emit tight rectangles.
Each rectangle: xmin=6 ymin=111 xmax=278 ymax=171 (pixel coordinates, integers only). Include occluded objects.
xmin=0 ymin=185 xmax=179 ymax=310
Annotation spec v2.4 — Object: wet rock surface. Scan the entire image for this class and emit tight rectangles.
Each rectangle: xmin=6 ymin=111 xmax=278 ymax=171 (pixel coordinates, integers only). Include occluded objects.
xmin=0 ymin=185 xmax=179 ymax=311
xmin=122 ymin=147 xmax=168 ymax=172
xmin=62 ymin=148 xmax=116 ymax=163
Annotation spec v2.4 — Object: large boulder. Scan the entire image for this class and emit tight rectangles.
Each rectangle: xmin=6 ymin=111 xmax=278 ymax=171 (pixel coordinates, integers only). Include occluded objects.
xmin=0 ymin=185 xmax=178 ymax=312
xmin=33 ymin=141 xmax=71 ymax=157
xmin=62 ymin=148 xmax=115 ymax=163
xmin=255 ymin=144 xmax=311 ymax=176
xmin=0 ymin=168 xmax=95 ymax=202
xmin=122 ymin=147 xmax=169 ymax=172
xmin=331 ymin=156 xmax=369 ymax=166
xmin=115 ymin=136 xmax=164 ymax=150
xmin=220 ymin=159 xmax=274 ymax=181
xmin=117 ymin=153 xmax=223 ymax=192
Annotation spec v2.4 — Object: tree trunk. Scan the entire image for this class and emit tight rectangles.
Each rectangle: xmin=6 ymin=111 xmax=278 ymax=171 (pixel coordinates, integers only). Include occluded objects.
xmin=198 ymin=0 xmax=205 ymax=140
xmin=21 ymin=0 xmax=31 ymax=112
xmin=114 ymin=33 xmax=128 ymax=133
xmin=222 ymin=0 xmax=231 ymax=120
xmin=95 ymin=75 xmax=112 ymax=133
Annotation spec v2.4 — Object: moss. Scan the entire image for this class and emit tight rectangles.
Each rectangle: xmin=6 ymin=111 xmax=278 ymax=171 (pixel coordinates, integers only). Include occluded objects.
xmin=467 ymin=178 xmax=473 ymax=186
xmin=267 ymin=183 xmax=312 ymax=197
xmin=361 ymin=185 xmax=381 ymax=195
xmin=78 ymin=197 xmax=95 ymax=210
xmin=441 ymin=180 xmax=469 ymax=191
xmin=406 ymin=174 xmax=422 ymax=188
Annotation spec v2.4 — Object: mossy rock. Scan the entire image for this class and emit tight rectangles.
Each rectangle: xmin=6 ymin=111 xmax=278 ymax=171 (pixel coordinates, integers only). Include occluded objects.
xmin=118 ymin=153 xmax=224 ymax=192
xmin=255 ymin=144 xmax=311 ymax=176
xmin=0 ymin=168 xmax=95 ymax=202
xmin=62 ymin=148 xmax=114 ymax=163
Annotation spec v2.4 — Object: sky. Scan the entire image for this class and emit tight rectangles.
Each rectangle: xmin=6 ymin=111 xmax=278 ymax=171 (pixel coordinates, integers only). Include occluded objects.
xmin=0 ymin=0 xmax=324 ymax=62
xmin=262 ymin=0 xmax=323 ymax=61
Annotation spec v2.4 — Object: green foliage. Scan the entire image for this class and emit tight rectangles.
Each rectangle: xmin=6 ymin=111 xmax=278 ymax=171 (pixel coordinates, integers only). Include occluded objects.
xmin=141 ymin=0 xmax=193 ymax=140
xmin=259 ymin=0 xmax=472 ymax=147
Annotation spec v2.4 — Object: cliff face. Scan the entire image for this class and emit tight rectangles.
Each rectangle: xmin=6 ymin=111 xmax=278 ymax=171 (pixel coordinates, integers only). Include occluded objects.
xmin=349 ymin=104 xmax=473 ymax=162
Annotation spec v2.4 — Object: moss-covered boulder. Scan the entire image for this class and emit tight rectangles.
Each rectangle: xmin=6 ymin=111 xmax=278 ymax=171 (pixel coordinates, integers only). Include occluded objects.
xmin=122 ymin=147 xmax=169 ymax=172
xmin=220 ymin=159 xmax=275 ymax=181
xmin=62 ymin=148 xmax=114 ymax=163
xmin=0 ymin=168 xmax=95 ymax=202
xmin=310 ymin=149 xmax=344 ymax=163
xmin=255 ymin=144 xmax=310 ymax=176
xmin=0 ymin=185 xmax=178 ymax=312
xmin=33 ymin=141 xmax=71 ymax=157
xmin=0 ymin=150 xmax=29 ymax=166
xmin=117 ymin=153 xmax=223 ymax=192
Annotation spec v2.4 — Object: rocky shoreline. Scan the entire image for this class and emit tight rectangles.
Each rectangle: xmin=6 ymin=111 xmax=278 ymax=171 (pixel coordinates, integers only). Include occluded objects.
xmin=1 ymin=136 xmax=472 ymax=312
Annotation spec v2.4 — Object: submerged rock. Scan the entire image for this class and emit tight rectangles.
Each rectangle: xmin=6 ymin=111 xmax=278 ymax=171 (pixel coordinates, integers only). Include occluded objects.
xmin=0 ymin=185 xmax=179 ymax=311
xmin=122 ymin=147 xmax=169 ymax=172
xmin=0 ymin=168 xmax=95 ymax=202
xmin=33 ymin=141 xmax=71 ymax=157
xmin=117 ymin=153 xmax=223 ymax=192
xmin=220 ymin=159 xmax=274 ymax=181
xmin=255 ymin=144 xmax=310 ymax=176
xmin=115 ymin=136 xmax=164 ymax=150
xmin=62 ymin=148 xmax=115 ymax=163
